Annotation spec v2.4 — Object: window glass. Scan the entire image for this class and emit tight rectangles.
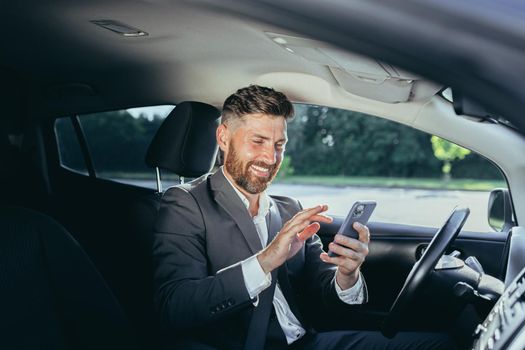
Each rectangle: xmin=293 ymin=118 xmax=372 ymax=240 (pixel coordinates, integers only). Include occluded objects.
xmin=55 ymin=105 xmax=175 ymax=187
xmin=269 ymin=104 xmax=507 ymax=232
xmin=54 ymin=117 xmax=88 ymax=174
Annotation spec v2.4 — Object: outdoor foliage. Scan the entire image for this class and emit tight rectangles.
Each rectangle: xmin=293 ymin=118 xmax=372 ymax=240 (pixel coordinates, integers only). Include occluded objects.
xmin=55 ymin=110 xmax=164 ymax=174
xmin=286 ymin=105 xmax=501 ymax=179
xmin=431 ymin=135 xmax=471 ymax=179
xmin=55 ymin=104 xmax=503 ymax=181
xmin=80 ymin=110 xmax=165 ymax=173
xmin=277 ymin=155 xmax=294 ymax=178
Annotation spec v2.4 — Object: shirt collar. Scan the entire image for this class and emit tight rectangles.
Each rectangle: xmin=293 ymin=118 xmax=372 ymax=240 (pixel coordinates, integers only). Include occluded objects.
xmin=221 ymin=166 xmax=271 ymax=219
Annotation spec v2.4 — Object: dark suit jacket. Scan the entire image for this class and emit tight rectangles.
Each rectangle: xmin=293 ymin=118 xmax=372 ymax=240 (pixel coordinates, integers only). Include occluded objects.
xmin=152 ymin=170 xmax=350 ymax=349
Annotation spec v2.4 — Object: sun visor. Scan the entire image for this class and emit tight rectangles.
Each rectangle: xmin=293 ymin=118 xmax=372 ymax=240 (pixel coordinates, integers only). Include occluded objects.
xmin=266 ymin=32 xmax=441 ymax=103
xmin=330 ymin=66 xmax=441 ymax=103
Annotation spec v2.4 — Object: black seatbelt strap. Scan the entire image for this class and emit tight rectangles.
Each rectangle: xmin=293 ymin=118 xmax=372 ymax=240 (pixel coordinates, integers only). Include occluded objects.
xmin=243 ymin=198 xmax=282 ymax=350
xmin=277 ymin=263 xmax=306 ymax=326
xmin=243 ymin=271 xmax=278 ymax=350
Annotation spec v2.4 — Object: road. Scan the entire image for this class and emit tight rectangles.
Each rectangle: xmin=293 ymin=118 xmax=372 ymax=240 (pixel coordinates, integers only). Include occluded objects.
xmin=121 ymin=180 xmax=493 ymax=232
xmin=268 ymin=184 xmax=491 ymax=232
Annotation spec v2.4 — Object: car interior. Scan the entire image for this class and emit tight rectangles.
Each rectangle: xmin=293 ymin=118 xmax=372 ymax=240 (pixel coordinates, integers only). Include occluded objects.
xmin=3 ymin=1 xmax=525 ymax=349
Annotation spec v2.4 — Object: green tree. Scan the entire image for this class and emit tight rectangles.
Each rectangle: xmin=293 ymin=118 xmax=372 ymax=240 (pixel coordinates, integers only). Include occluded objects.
xmin=277 ymin=155 xmax=294 ymax=178
xmin=286 ymin=105 xmax=441 ymax=177
xmin=79 ymin=110 xmax=164 ymax=174
xmin=430 ymin=136 xmax=471 ymax=180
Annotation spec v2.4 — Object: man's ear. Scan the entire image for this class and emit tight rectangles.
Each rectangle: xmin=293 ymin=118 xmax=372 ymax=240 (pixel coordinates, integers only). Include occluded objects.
xmin=216 ymin=123 xmax=229 ymax=152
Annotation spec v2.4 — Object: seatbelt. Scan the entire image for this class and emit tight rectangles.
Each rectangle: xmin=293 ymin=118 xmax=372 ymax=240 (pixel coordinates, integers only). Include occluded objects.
xmin=243 ymin=198 xmax=282 ymax=350
xmin=277 ymin=262 xmax=306 ymax=327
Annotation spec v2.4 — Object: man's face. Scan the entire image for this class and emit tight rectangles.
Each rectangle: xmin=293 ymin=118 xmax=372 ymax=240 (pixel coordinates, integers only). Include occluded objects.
xmin=219 ymin=113 xmax=288 ymax=195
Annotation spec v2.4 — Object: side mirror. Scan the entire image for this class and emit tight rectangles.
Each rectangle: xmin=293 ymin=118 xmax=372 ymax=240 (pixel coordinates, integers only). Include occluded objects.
xmin=488 ymin=188 xmax=514 ymax=232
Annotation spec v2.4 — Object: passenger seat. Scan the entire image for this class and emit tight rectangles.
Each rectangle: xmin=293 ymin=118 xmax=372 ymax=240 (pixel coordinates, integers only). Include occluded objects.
xmin=125 ymin=101 xmax=220 ymax=347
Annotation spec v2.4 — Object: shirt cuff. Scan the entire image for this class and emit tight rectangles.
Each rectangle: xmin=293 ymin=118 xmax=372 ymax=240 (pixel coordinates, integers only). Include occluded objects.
xmin=241 ymin=254 xmax=272 ymax=305
xmin=335 ymin=272 xmax=365 ymax=304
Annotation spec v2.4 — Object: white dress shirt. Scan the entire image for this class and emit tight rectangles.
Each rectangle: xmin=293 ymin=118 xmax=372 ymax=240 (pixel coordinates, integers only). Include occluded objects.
xmin=222 ymin=168 xmax=365 ymax=344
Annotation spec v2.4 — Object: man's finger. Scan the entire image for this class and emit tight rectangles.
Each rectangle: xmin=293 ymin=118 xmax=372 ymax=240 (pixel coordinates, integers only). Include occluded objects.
xmin=309 ymin=214 xmax=333 ymax=224
xmin=320 ymin=252 xmax=361 ymax=272
xmin=293 ymin=205 xmax=329 ymax=222
xmin=285 ymin=220 xmax=313 ymax=238
xmin=297 ymin=222 xmax=320 ymax=241
xmin=328 ymin=243 xmax=363 ymax=261
xmin=320 ymin=251 xmax=347 ymax=266
xmin=281 ymin=205 xmax=329 ymax=232
xmin=353 ymin=222 xmax=370 ymax=243
xmin=333 ymin=234 xmax=367 ymax=252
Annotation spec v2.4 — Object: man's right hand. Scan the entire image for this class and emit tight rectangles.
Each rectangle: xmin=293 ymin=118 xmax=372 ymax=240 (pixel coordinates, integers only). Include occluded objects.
xmin=257 ymin=205 xmax=333 ymax=274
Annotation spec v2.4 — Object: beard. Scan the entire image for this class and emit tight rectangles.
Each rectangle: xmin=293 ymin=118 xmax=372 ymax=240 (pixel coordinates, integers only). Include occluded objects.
xmin=224 ymin=142 xmax=279 ymax=194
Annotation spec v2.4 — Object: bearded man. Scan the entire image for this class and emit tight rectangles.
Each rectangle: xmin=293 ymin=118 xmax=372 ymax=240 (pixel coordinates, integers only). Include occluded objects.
xmin=152 ymin=85 xmax=455 ymax=350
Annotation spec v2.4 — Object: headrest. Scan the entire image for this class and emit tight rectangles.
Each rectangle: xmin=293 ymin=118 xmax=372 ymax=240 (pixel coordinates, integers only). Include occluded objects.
xmin=145 ymin=101 xmax=220 ymax=177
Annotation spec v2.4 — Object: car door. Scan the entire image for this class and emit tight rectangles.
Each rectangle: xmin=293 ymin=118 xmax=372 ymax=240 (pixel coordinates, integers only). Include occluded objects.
xmin=42 ymin=107 xmax=177 ymax=349
xmin=316 ymin=220 xmax=509 ymax=329
xmin=270 ymin=103 xmax=510 ymax=331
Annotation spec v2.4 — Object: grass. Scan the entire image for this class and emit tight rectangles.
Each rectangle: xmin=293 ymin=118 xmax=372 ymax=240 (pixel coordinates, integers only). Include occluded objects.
xmin=274 ymin=175 xmax=506 ymax=191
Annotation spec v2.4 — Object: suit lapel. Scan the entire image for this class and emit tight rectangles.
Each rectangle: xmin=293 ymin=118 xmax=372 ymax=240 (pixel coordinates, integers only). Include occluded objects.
xmin=210 ymin=170 xmax=263 ymax=254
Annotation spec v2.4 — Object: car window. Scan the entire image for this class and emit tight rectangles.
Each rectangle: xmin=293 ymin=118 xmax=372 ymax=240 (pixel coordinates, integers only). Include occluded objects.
xmin=54 ymin=105 xmax=175 ymax=186
xmin=269 ymin=104 xmax=507 ymax=232
xmin=55 ymin=103 xmax=507 ymax=232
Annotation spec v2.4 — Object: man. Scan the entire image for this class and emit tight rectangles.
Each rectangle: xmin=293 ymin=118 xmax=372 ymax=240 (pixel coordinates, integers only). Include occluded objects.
xmin=153 ymin=85 xmax=454 ymax=349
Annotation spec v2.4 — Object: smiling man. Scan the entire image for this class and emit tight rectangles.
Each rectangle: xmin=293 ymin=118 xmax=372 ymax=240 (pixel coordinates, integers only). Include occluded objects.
xmin=152 ymin=85 xmax=454 ymax=349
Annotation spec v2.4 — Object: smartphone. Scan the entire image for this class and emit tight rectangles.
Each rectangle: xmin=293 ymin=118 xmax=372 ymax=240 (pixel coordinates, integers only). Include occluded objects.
xmin=328 ymin=201 xmax=376 ymax=257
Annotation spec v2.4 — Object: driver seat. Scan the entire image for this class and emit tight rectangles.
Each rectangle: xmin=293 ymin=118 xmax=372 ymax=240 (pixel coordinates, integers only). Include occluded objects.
xmin=0 ymin=205 xmax=136 ymax=349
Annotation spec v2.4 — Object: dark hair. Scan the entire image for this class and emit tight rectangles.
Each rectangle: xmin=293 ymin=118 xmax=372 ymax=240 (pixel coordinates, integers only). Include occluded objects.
xmin=221 ymin=85 xmax=294 ymax=125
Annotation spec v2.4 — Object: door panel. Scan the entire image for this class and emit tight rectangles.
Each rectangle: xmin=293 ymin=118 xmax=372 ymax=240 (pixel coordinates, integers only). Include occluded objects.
xmin=43 ymin=119 xmax=162 ymax=349
xmin=315 ymin=217 xmax=508 ymax=329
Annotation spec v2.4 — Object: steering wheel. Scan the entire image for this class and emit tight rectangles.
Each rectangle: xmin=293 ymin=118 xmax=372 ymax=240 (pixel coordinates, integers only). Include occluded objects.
xmin=381 ymin=207 xmax=470 ymax=338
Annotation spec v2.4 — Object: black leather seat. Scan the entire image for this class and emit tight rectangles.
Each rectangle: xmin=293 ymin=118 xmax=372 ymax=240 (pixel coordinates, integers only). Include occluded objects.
xmin=138 ymin=100 xmax=221 ymax=271
xmin=121 ymin=101 xmax=221 ymax=348
xmin=145 ymin=101 xmax=221 ymax=188
xmin=0 ymin=205 xmax=136 ymax=350
xmin=0 ymin=126 xmax=50 ymax=211
xmin=0 ymin=102 xmax=221 ymax=349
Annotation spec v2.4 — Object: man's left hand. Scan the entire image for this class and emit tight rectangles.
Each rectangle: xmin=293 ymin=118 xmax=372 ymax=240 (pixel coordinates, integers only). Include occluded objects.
xmin=320 ymin=222 xmax=370 ymax=290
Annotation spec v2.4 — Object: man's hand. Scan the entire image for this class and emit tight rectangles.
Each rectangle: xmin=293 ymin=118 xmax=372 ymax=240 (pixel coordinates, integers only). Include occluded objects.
xmin=320 ymin=222 xmax=370 ymax=290
xmin=257 ymin=205 xmax=333 ymax=274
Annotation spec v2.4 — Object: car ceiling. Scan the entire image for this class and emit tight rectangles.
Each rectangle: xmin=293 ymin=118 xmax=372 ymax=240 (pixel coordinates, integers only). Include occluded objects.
xmin=1 ymin=0 xmax=442 ymax=122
